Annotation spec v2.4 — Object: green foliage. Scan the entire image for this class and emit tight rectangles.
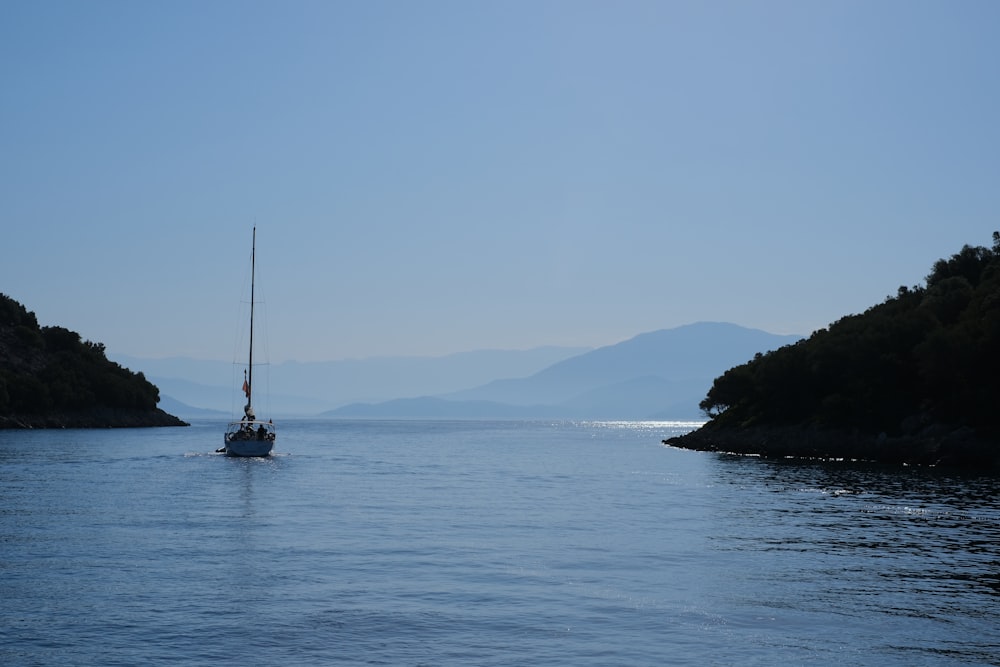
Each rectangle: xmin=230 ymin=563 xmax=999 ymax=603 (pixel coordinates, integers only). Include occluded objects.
xmin=0 ymin=292 xmax=161 ymax=416
xmin=41 ymin=326 xmax=81 ymax=352
xmin=2 ymin=372 xmax=52 ymax=413
xmin=0 ymin=294 xmax=38 ymax=329
xmin=926 ymin=244 xmax=993 ymax=288
xmin=15 ymin=325 xmax=42 ymax=348
xmin=700 ymin=235 xmax=1000 ymax=439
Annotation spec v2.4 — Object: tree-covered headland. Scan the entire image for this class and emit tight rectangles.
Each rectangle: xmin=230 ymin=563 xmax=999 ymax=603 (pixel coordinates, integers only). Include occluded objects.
xmin=0 ymin=293 xmax=187 ymax=428
xmin=666 ymin=234 xmax=1000 ymax=468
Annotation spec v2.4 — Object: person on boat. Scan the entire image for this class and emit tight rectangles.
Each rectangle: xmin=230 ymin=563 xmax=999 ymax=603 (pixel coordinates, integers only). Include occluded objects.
xmin=257 ymin=424 xmax=267 ymax=440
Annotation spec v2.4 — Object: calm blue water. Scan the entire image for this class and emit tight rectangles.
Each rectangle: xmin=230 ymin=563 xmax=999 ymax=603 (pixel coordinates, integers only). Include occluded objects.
xmin=2 ymin=420 xmax=998 ymax=666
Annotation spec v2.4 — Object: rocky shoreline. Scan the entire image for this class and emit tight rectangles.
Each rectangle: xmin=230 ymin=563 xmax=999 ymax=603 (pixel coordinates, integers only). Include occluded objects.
xmin=664 ymin=422 xmax=1000 ymax=469
xmin=0 ymin=408 xmax=188 ymax=429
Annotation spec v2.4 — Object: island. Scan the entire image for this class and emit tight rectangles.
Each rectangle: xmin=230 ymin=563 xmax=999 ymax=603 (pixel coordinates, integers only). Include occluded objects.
xmin=0 ymin=293 xmax=187 ymax=429
xmin=666 ymin=234 xmax=1000 ymax=469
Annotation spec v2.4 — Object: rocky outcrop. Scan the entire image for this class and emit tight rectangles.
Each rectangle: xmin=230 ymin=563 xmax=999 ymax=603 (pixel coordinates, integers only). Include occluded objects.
xmin=1 ymin=293 xmax=188 ymax=429
xmin=0 ymin=407 xmax=188 ymax=429
xmin=664 ymin=421 xmax=999 ymax=469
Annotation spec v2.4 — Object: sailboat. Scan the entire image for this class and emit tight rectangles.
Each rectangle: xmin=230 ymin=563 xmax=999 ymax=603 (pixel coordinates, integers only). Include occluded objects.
xmin=222 ymin=226 xmax=276 ymax=456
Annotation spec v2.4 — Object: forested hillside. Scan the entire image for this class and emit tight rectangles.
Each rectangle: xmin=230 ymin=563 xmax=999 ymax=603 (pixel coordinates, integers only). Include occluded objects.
xmin=0 ymin=293 xmax=186 ymax=428
xmin=669 ymin=234 xmax=1000 ymax=467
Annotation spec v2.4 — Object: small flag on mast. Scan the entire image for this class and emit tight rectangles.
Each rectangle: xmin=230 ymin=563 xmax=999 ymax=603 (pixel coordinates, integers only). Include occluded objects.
xmin=242 ymin=369 xmax=250 ymax=398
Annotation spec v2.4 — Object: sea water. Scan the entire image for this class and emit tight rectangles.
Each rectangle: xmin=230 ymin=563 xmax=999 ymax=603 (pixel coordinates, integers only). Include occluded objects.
xmin=1 ymin=419 xmax=998 ymax=666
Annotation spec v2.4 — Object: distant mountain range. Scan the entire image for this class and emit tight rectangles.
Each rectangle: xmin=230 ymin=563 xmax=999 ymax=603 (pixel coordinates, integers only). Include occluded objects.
xmin=328 ymin=322 xmax=801 ymax=419
xmin=116 ymin=322 xmax=802 ymax=421
xmin=112 ymin=345 xmax=588 ymax=418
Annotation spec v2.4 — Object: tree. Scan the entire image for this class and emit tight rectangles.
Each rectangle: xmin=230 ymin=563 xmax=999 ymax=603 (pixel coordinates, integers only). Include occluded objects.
xmin=697 ymin=234 xmax=1000 ymax=441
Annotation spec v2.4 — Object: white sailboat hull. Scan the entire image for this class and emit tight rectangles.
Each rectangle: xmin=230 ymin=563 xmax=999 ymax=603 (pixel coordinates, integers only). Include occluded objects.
xmin=223 ymin=420 xmax=276 ymax=457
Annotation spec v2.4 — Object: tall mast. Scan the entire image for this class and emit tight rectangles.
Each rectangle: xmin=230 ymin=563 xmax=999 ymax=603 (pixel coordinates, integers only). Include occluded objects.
xmin=247 ymin=226 xmax=256 ymax=409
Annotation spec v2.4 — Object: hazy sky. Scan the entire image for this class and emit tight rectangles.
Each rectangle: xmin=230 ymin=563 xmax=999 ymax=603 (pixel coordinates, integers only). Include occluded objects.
xmin=3 ymin=1 xmax=998 ymax=363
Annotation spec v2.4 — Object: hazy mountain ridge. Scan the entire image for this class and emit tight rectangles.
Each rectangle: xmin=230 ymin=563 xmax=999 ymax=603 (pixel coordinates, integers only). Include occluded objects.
xmin=446 ymin=323 xmax=800 ymax=406
xmin=113 ymin=345 xmax=591 ymax=417
xmin=326 ymin=323 xmax=803 ymax=420
xmin=118 ymin=322 xmax=802 ymax=420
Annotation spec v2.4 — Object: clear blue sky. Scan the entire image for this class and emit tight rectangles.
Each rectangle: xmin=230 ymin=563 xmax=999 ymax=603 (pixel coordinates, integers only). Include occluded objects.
xmin=2 ymin=1 xmax=998 ymax=362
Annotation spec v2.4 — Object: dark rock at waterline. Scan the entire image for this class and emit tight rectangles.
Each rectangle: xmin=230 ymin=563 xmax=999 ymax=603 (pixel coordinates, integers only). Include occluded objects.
xmin=0 ymin=407 xmax=188 ymax=429
xmin=664 ymin=422 xmax=1000 ymax=469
